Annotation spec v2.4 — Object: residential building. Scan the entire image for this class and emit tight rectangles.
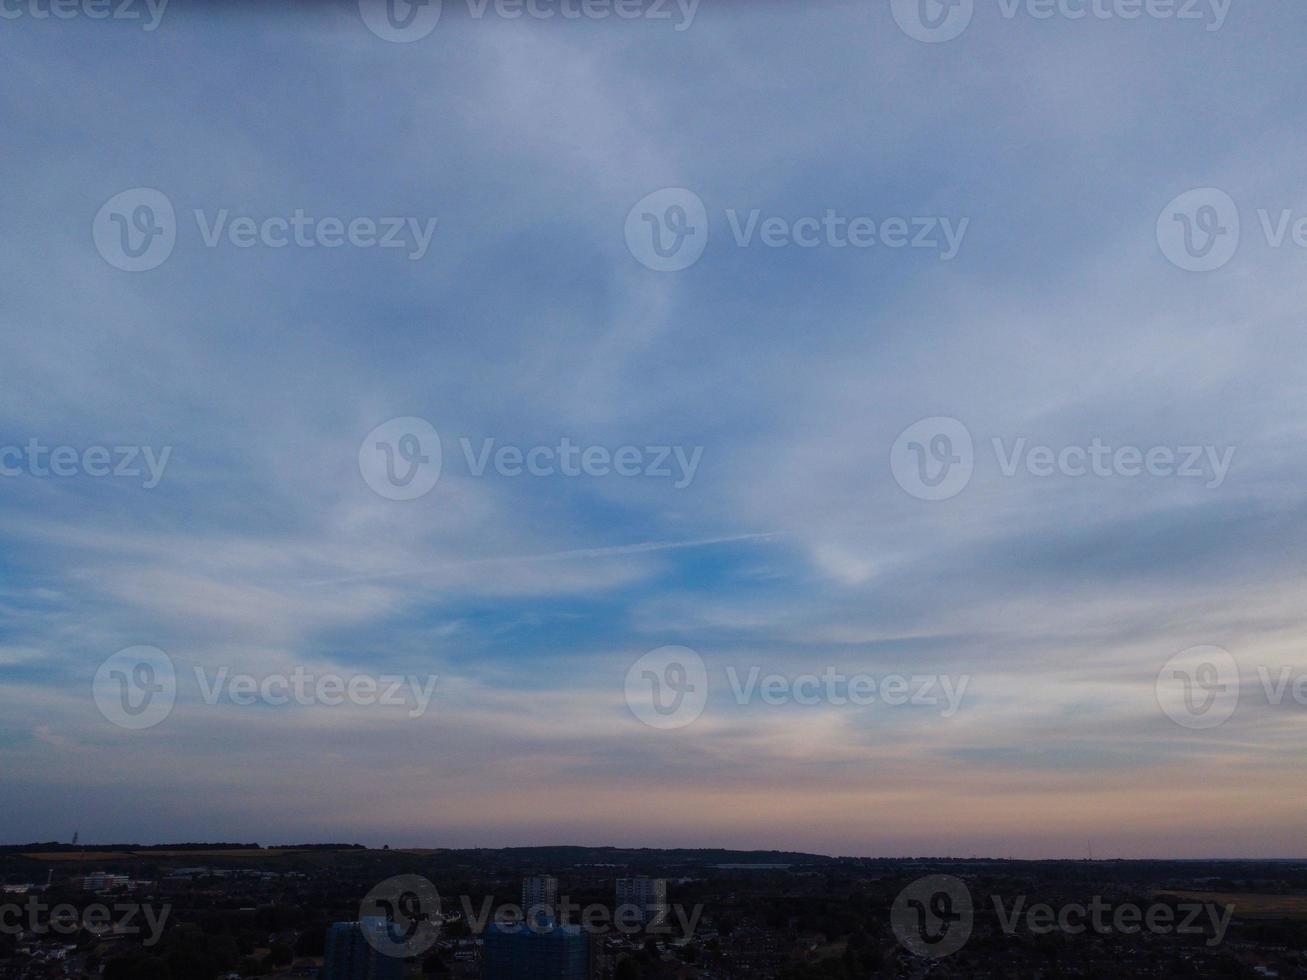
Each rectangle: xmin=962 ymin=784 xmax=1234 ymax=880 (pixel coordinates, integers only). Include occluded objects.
xmin=522 ymin=876 xmax=558 ymax=925
xmin=73 ymin=873 xmax=131 ymax=891
xmin=322 ymin=918 xmax=405 ymax=980
xmin=615 ymin=878 xmax=668 ymax=928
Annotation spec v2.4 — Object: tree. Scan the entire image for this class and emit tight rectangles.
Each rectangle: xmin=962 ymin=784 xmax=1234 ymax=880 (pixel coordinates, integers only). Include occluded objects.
xmin=103 ymin=953 xmax=173 ymax=980
xmin=295 ymin=926 xmax=325 ymax=956
xmin=423 ymin=950 xmax=451 ymax=974
xmin=163 ymin=947 xmax=218 ymax=980
xmin=265 ymin=942 xmax=294 ymax=968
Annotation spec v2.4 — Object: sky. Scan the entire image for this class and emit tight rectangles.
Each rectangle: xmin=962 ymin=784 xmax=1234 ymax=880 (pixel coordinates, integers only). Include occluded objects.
xmin=1 ymin=0 xmax=1306 ymax=859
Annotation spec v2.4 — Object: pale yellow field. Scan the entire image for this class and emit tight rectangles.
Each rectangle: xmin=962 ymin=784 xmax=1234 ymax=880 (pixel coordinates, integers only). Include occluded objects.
xmin=1156 ymin=891 xmax=1307 ymax=920
xmin=21 ymin=848 xmax=296 ymax=861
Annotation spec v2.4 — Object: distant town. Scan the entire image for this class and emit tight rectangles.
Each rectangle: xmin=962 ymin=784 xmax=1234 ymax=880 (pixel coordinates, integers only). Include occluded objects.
xmin=0 ymin=843 xmax=1304 ymax=978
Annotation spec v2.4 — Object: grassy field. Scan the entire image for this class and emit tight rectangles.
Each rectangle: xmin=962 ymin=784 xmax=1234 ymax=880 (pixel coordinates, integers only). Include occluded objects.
xmin=1156 ymin=891 xmax=1307 ymax=920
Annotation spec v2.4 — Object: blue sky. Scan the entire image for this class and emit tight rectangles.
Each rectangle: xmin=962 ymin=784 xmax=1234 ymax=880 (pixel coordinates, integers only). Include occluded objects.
xmin=1 ymin=0 xmax=1306 ymax=858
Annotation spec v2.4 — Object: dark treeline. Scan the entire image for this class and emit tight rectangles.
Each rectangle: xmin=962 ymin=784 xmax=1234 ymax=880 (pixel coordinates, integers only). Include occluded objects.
xmin=0 ymin=843 xmax=263 ymax=853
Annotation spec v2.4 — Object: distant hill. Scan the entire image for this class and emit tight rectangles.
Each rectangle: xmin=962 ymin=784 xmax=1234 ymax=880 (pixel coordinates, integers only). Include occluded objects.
xmin=413 ymin=845 xmax=835 ymax=867
xmin=0 ymin=842 xmax=832 ymax=866
xmin=0 ymin=842 xmax=264 ymax=853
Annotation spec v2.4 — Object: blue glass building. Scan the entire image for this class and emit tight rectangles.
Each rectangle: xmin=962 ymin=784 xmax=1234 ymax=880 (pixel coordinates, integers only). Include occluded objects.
xmin=322 ymin=918 xmax=406 ymax=980
xmin=482 ymin=920 xmax=588 ymax=980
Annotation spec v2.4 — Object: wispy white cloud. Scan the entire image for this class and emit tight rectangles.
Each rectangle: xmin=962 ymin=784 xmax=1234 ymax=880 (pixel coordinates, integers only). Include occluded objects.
xmin=1 ymin=1 xmax=1306 ymax=857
